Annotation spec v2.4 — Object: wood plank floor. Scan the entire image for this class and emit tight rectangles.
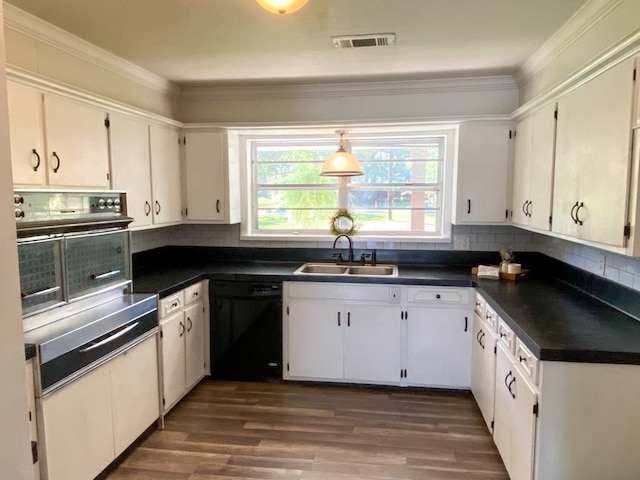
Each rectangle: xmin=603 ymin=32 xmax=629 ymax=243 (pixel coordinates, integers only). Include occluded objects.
xmin=106 ymin=380 xmax=508 ymax=480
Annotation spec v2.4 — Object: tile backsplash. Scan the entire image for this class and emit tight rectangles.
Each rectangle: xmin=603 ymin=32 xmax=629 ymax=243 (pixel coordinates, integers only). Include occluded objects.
xmin=131 ymin=224 xmax=640 ymax=292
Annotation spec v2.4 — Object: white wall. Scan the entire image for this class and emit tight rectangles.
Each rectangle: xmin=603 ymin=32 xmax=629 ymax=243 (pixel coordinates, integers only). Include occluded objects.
xmin=517 ymin=0 xmax=640 ymax=103
xmin=179 ymin=77 xmax=519 ymax=124
xmin=3 ymin=3 xmax=180 ymax=119
xmin=0 ymin=3 xmax=36 ymax=478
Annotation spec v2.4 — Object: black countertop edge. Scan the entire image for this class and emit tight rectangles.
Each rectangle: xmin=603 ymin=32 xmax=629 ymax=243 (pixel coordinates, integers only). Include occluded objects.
xmin=25 ymin=343 xmax=36 ymax=361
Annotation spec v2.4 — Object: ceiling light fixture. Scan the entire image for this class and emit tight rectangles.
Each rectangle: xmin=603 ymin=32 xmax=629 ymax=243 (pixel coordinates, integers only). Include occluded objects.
xmin=320 ymin=131 xmax=364 ymax=177
xmin=256 ymin=0 xmax=308 ymax=15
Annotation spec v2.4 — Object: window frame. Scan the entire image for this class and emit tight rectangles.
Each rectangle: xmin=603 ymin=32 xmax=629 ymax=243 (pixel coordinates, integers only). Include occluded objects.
xmin=238 ymin=124 xmax=457 ymax=242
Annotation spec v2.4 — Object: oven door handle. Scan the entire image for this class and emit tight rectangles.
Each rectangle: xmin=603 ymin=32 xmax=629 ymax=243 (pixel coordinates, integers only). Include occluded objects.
xmin=91 ymin=270 xmax=121 ymax=281
xmin=79 ymin=322 xmax=139 ymax=353
xmin=21 ymin=286 xmax=61 ymax=299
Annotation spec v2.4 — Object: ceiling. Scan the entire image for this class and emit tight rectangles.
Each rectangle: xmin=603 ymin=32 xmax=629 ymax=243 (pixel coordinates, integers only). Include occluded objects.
xmin=6 ymin=0 xmax=589 ymax=86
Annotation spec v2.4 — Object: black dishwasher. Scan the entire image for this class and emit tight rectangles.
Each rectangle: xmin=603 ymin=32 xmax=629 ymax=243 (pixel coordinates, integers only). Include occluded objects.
xmin=209 ymin=280 xmax=282 ymax=381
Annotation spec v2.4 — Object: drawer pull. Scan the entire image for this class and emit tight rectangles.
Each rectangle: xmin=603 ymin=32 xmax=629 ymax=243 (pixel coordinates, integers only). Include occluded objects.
xmin=91 ymin=270 xmax=121 ymax=281
xmin=436 ymin=294 xmax=441 ymax=299
xmin=519 ymin=355 xmax=527 ymax=363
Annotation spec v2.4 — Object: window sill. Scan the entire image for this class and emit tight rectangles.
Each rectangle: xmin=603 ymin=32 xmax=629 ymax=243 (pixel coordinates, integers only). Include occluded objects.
xmin=240 ymin=233 xmax=452 ymax=244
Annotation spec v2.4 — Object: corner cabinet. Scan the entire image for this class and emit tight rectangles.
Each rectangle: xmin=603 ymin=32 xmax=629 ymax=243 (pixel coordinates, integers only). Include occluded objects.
xmin=283 ymin=282 xmax=473 ymax=388
xmin=552 ymin=57 xmax=636 ymax=247
xmin=453 ymin=120 xmax=514 ymax=224
xmin=511 ymin=104 xmax=557 ymax=231
xmin=183 ymin=129 xmax=241 ymax=224
xmin=8 ymin=81 xmax=110 ymax=189
xmin=159 ymin=280 xmax=209 ymax=414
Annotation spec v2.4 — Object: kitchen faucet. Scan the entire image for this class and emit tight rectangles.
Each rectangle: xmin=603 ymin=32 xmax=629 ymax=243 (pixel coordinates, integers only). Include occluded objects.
xmin=332 ymin=234 xmax=354 ymax=264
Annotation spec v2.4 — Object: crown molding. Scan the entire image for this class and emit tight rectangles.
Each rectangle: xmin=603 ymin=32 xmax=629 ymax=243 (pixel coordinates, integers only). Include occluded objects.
xmin=7 ymin=66 xmax=183 ymax=128
xmin=514 ymin=0 xmax=626 ymax=88
xmin=3 ymin=3 xmax=181 ymax=98
xmin=180 ymin=76 xmax=518 ymax=102
xmin=512 ymin=27 xmax=640 ymax=119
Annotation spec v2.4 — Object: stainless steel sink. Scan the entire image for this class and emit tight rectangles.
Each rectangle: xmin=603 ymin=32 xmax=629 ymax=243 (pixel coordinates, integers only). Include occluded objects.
xmin=296 ymin=264 xmax=349 ymax=275
xmin=294 ymin=263 xmax=398 ymax=277
xmin=347 ymin=265 xmax=397 ymax=276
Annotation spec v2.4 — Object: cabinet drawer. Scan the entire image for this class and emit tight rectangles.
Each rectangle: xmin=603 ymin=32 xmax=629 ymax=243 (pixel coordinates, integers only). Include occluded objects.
xmin=483 ymin=304 xmax=499 ymax=332
xmin=474 ymin=292 xmax=485 ymax=317
xmin=497 ymin=318 xmax=515 ymax=353
xmin=184 ymin=282 xmax=204 ymax=306
xmin=515 ymin=338 xmax=539 ymax=385
xmin=407 ymin=286 xmax=470 ymax=306
xmin=159 ymin=291 xmax=184 ymax=318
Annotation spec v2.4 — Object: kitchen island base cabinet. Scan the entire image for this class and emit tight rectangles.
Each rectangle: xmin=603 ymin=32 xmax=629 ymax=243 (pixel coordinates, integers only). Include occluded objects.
xmin=533 ymin=361 xmax=640 ymax=480
xmin=493 ymin=343 xmax=537 ymax=480
xmin=470 ymin=310 xmax=498 ymax=432
xmin=40 ymin=335 xmax=159 ymax=480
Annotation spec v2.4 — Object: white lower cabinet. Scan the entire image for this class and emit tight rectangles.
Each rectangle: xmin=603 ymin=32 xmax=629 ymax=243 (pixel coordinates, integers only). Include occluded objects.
xmin=25 ymin=360 xmax=40 ymax=480
xmin=470 ymin=310 xmax=498 ymax=432
xmin=344 ymin=304 xmax=402 ymax=384
xmin=406 ymin=306 xmax=472 ymax=388
xmin=41 ymin=335 xmax=158 ymax=480
xmin=284 ymin=282 xmax=471 ymax=387
xmin=159 ymin=280 xmax=209 ymax=413
xmin=493 ymin=342 xmax=538 ymax=480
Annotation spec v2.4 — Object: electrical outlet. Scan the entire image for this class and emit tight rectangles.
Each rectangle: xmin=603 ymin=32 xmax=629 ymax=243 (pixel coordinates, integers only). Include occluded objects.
xmin=454 ymin=234 xmax=470 ymax=250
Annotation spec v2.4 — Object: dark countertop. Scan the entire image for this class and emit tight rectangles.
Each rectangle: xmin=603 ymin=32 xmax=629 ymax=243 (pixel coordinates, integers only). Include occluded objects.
xmin=25 ymin=343 xmax=36 ymax=361
xmin=132 ymin=252 xmax=640 ymax=366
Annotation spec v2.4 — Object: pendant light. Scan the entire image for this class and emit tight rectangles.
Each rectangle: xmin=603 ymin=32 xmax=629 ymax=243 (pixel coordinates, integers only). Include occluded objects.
xmin=320 ymin=131 xmax=364 ymax=177
xmin=256 ymin=0 xmax=308 ymax=15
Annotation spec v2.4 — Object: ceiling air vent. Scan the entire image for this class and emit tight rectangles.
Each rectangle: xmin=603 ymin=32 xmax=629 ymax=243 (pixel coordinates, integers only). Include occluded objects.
xmin=332 ymin=33 xmax=396 ymax=49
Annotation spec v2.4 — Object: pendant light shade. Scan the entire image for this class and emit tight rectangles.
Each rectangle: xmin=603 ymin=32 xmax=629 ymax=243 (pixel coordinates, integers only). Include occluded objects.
xmin=320 ymin=132 xmax=364 ymax=177
xmin=256 ymin=0 xmax=308 ymax=15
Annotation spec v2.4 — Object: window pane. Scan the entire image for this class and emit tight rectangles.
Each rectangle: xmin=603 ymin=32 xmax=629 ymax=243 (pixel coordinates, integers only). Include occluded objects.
xmin=256 ymin=145 xmax=336 ymax=162
xmin=257 ymin=189 xmax=339 ymax=209
xmin=257 ymin=208 xmax=337 ymax=230
xmin=257 ymin=163 xmax=336 ymax=185
xmin=349 ymin=189 xmax=439 ymax=209
xmin=351 ymin=208 xmax=439 ymax=232
xmin=352 ymin=160 xmax=441 ymax=185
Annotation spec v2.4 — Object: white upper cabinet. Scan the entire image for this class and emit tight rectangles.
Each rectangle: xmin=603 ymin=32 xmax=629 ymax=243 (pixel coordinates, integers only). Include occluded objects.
xmin=8 ymin=82 xmax=110 ymax=189
xmin=109 ymin=113 xmax=153 ymax=228
xmin=512 ymin=104 xmax=557 ymax=231
xmin=184 ymin=129 xmax=241 ymax=224
xmin=454 ymin=121 xmax=513 ymax=224
xmin=43 ymin=94 xmax=110 ymax=189
xmin=552 ymin=57 xmax=636 ymax=247
xmin=149 ymin=123 xmax=182 ymax=225
xmin=7 ymin=81 xmax=46 ymax=187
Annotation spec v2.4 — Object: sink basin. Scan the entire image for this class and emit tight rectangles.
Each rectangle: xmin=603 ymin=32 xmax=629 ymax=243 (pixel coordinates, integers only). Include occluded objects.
xmin=347 ymin=265 xmax=397 ymax=276
xmin=296 ymin=264 xmax=349 ymax=275
xmin=294 ymin=263 xmax=398 ymax=277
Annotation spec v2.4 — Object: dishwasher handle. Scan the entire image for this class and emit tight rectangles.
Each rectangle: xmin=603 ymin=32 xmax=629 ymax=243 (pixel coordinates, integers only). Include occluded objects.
xmin=79 ymin=322 xmax=139 ymax=353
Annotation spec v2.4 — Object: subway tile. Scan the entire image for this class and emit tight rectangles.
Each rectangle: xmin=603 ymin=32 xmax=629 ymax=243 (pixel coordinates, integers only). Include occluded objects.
xmin=618 ymin=271 xmax=635 ymax=288
xmin=604 ymin=266 xmax=620 ymax=282
xmin=477 ymin=234 xmax=496 ymax=243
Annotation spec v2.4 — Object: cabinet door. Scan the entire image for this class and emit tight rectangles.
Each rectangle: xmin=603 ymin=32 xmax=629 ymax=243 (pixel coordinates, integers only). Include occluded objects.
xmin=553 ymin=58 xmax=635 ymax=245
xmin=109 ymin=113 xmax=153 ymax=228
xmin=185 ymin=301 xmax=206 ymax=389
xmin=406 ymin=307 xmax=472 ymax=388
xmin=527 ymin=104 xmax=557 ymax=231
xmin=42 ymin=362 xmax=114 ymax=480
xmin=160 ymin=310 xmax=187 ymax=411
xmin=7 ymin=82 xmax=46 ymax=186
xmin=150 ymin=123 xmax=182 ymax=225
xmin=287 ymin=300 xmax=343 ymax=380
xmin=455 ymin=121 xmax=512 ymax=224
xmin=494 ymin=344 xmax=537 ymax=480
xmin=110 ymin=335 xmax=159 ymax=456
xmin=43 ymin=94 xmax=110 ymax=188
xmin=25 ymin=361 xmax=40 ymax=479
xmin=185 ymin=130 xmax=226 ymax=221
xmin=470 ymin=314 xmax=497 ymax=432
xmin=343 ymin=305 xmax=401 ymax=384
xmin=512 ymin=114 xmax=532 ymax=227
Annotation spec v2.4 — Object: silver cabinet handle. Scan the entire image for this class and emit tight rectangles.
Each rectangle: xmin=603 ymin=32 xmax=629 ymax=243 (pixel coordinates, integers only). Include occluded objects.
xmin=79 ymin=322 xmax=139 ymax=353
xmin=91 ymin=270 xmax=121 ymax=280
xmin=21 ymin=286 xmax=61 ymax=299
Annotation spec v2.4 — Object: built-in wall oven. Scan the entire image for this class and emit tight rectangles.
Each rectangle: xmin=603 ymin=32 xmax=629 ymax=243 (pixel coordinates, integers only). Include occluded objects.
xmin=18 ymin=190 xmax=160 ymax=478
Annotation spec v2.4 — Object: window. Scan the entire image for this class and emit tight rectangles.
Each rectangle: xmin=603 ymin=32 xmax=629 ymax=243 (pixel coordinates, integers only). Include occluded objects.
xmin=240 ymin=125 xmax=456 ymax=240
